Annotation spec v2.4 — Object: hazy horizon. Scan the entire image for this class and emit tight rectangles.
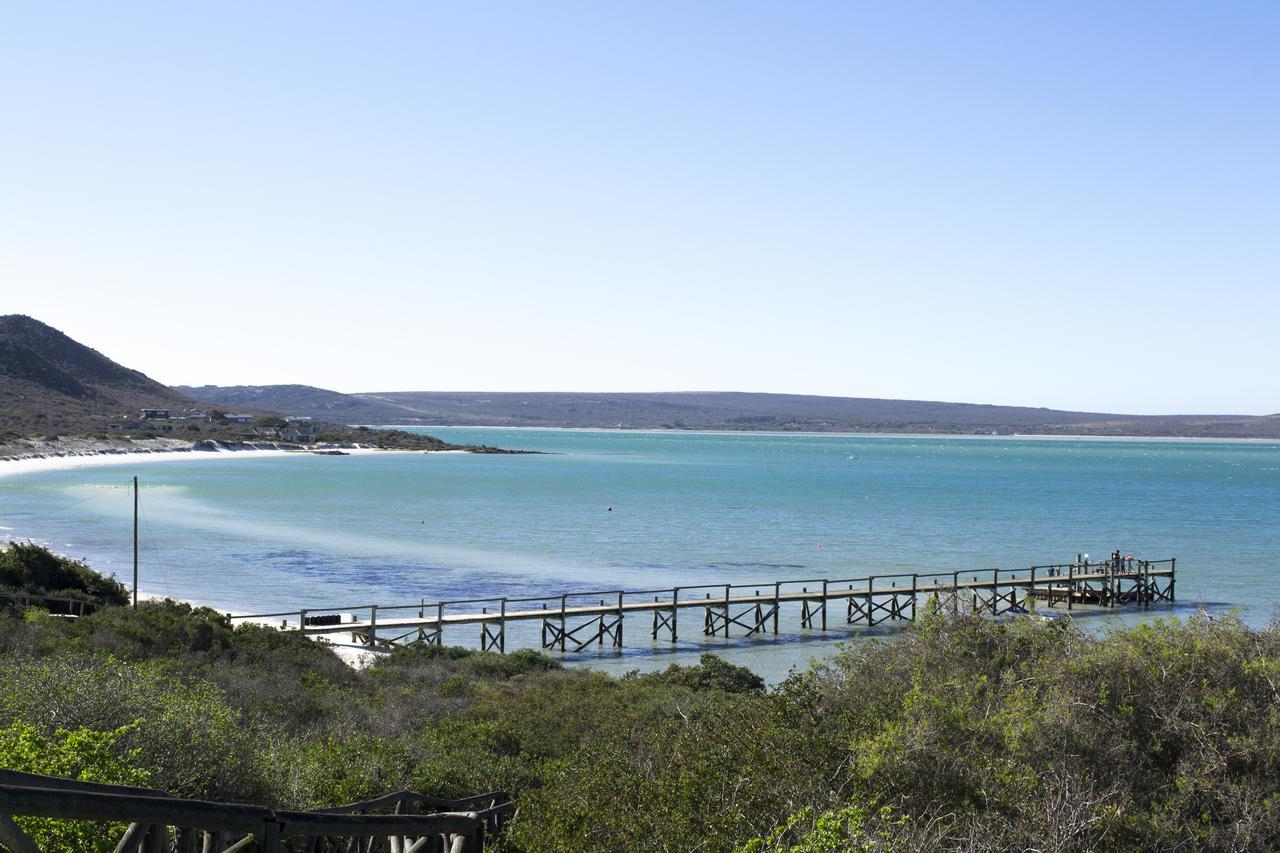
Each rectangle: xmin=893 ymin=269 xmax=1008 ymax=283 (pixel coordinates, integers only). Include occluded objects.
xmin=3 ymin=3 xmax=1277 ymax=416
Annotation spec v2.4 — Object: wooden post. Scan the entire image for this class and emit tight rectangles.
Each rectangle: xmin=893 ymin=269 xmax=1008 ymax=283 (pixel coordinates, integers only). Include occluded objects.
xmin=773 ymin=582 xmax=780 ymax=634
xmin=1170 ymin=557 xmax=1176 ymax=601
xmin=1105 ymin=554 xmax=1112 ymax=607
xmin=821 ymin=579 xmax=828 ymax=630
xmin=951 ymin=571 xmax=959 ymax=615
xmin=559 ymin=595 xmax=567 ymax=652
xmin=1029 ymin=566 xmax=1036 ymax=610
xmin=0 ymin=815 xmax=39 ymax=853
xmin=132 ymin=475 xmax=139 ymax=609
xmin=1067 ymin=561 xmax=1074 ymax=611
xmin=436 ymin=602 xmax=445 ymax=646
xmin=911 ymin=574 xmax=918 ymax=621
xmin=866 ymin=576 xmax=874 ymax=626
xmin=723 ymin=584 xmax=730 ymax=638
xmin=991 ymin=568 xmax=999 ymax=614
xmin=176 ymin=827 xmax=198 ymax=853
xmin=298 ymin=609 xmax=307 ymax=634
xmin=258 ymin=821 xmax=282 ymax=853
xmin=500 ymin=598 xmax=507 ymax=653
xmin=370 ymin=605 xmax=378 ymax=645
xmin=672 ymin=587 xmax=679 ymax=641
xmin=617 ymin=591 xmax=624 ymax=648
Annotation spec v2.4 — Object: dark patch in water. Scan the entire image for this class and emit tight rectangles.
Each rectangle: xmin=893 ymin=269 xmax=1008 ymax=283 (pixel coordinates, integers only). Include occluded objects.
xmin=705 ymin=561 xmax=807 ymax=571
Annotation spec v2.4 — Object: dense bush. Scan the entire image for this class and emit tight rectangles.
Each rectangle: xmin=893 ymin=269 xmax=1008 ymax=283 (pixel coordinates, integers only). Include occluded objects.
xmin=0 ymin=721 xmax=150 ymax=852
xmin=0 ymin=542 xmax=128 ymax=607
xmin=1 ymin=591 xmax=1277 ymax=851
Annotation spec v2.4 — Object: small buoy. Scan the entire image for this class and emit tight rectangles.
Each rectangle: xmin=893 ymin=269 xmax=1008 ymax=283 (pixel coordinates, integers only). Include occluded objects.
xmin=607 ymin=506 xmax=613 ymax=512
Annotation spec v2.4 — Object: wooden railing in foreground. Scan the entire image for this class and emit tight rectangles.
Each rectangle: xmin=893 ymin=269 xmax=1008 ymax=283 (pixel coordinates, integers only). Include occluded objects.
xmin=0 ymin=770 xmax=514 ymax=852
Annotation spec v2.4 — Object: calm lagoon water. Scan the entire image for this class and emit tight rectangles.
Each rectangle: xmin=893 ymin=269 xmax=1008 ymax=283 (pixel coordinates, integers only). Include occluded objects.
xmin=3 ymin=429 xmax=1278 ymax=681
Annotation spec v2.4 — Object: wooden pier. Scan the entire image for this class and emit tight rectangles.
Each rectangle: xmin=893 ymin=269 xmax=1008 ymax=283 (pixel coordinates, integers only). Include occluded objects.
xmin=230 ymin=554 xmax=1175 ymax=655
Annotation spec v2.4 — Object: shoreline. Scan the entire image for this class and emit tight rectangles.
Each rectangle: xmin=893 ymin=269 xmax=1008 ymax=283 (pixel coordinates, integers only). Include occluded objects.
xmin=0 ymin=439 xmax=439 ymax=479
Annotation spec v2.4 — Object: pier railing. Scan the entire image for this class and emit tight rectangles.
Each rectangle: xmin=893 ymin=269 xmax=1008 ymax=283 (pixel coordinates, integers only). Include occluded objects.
xmin=0 ymin=769 xmax=514 ymax=852
xmin=229 ymin=555 xmax=1175 ymax=655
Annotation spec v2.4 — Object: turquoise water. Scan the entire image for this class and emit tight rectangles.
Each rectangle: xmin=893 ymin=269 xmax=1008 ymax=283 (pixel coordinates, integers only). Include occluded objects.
xmin=2 ymin=430 xmax=1278 ymax=680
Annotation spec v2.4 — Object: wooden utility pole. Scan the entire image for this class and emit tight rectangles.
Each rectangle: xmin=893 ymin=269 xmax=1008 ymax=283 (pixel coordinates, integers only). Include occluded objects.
xmin=132 ymin=475 xmax=139 ymax=609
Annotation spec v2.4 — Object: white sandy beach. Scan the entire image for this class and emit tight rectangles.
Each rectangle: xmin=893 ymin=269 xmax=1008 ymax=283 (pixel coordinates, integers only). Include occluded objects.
xmin=0 ymin=447 xmax=295 ymax=479
xmin=0 ymin=442 xmax=452 ymax=479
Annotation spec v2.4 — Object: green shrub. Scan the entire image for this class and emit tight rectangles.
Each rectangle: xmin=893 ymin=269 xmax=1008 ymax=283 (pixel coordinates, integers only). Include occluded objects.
xmin=0 ymin=721 xmax=150 ymax=852
xmin=632 ymin=653 xmax=766 ymax=693
xmin=0 ymin=654 xmax=276 ymax=803
xmin=0 ymin=542 xmax=128 ymax=607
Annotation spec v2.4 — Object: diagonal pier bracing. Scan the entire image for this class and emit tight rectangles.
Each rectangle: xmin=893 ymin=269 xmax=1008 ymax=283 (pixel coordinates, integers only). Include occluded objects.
xmin=229 ymin=556 xmax=1175 ymax=653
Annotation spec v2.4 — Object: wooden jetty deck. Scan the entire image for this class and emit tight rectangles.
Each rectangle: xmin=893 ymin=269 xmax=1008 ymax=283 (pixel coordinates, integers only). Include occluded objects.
xmin=230 ymin=555 xmax=1175 ymax=654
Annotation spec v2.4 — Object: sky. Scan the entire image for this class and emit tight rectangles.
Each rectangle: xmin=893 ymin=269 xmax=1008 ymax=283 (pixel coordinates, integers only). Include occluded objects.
xmin=1 ymin=2 xmax=1277 ymax=415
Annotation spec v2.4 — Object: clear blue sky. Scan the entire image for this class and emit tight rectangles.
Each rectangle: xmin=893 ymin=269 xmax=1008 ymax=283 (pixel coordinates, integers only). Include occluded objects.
xmin=2 ymin=2 xmax=1276 ymax=415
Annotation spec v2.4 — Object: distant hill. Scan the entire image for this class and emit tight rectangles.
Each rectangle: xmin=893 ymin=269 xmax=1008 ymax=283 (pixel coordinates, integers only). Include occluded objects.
xmin=172 ymin=384 xmax=423 ymax=425
xmin=176 ymin=384 xmax=1280 ymax=439
xmin=0 ymin=318 xmax=469 ymax=454
xmin=11 ymin=315 xmax=1266 ymax=441
xmin=0 ymin=315 xmax=194 ymax=435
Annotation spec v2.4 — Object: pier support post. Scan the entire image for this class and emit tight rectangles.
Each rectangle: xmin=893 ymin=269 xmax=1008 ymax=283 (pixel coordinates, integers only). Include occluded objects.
xmin=672 ymin=587 xmax=679 ymax=640
xmin=773 ymin=582 xmax=780 ymax=634
xmin=723 ymin=585 xmax=731 ymax=638
xmin=866 ymin=576 xmax=875 ymax=627
xmin=911 ymin=574 xmax=918 ymax=621
xmin=1067 ymin=562 xmax=1074 ymax=611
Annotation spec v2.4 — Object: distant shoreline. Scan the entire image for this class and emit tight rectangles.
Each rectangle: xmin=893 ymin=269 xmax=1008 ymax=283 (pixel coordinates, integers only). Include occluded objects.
xmin=384 ymin=424 xmax=1280 ymax=445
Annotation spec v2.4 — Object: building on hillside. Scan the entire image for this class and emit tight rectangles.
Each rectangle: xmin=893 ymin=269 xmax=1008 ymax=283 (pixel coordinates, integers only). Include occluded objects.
xmin=140 ymin=408 xmax=172 ymax=420
xmin=280 ymin=422 xmax=322 ymax=443
xmin=224 ymin=414 xmax=255 ymax=424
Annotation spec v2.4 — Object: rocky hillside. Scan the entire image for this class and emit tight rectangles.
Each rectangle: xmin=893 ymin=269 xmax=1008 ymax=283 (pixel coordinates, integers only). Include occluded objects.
xmin=0 ymin=315 xmax=195 ymax=435
xmin=0 ymin=318 xmax=485 ymax=454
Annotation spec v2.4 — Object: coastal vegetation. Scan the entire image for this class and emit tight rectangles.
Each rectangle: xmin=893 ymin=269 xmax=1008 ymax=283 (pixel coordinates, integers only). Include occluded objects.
xmin=1 ymin=545 xmax=1277 ymax=851
xmin=0 ymin=542 xmax=128 ymax=609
